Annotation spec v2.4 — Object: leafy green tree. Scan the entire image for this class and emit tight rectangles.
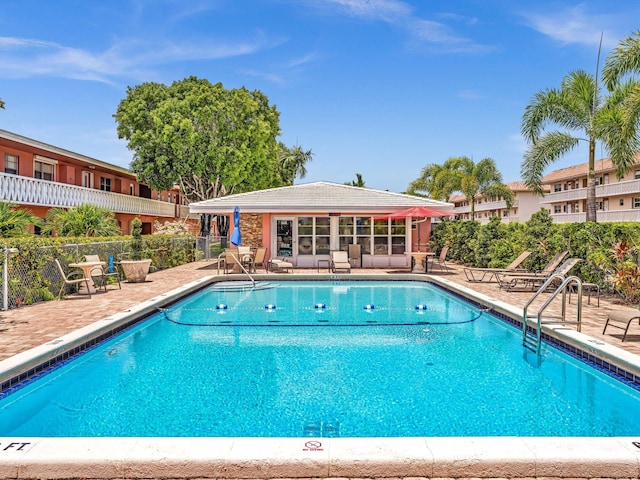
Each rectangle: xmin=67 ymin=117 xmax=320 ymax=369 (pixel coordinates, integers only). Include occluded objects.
xmin=115 ymin=76 xmax=282 ymax=201
xmin=0 ymin=98 xmax=5 ymax=109
xmin=521 ymin=69 xmax=639 ymax=222
xmin=345 ymin=173 xmax=366 ymax=187
xmin=407 ymin=156 xmax=513 ymax=220
xmin=277 ymin=143 xmax=314 ymax=185
xmin=0 ymin=202 xmax=39 ymax=237
xmin=42 ymin=205 xmax=120 ymax=237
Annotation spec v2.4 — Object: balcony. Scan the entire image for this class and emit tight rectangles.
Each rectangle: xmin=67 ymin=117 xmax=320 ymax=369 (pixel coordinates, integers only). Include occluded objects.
xmin=541 ymin=178 xmax=640 ymax=204
xmin=0 ymin=173 xmax=182 ymax=218
xmin=551 ymin=209 xmax=640 ymax=223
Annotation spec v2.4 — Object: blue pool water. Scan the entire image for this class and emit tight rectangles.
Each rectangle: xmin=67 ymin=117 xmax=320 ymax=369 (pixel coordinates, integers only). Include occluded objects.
xmin=1 ymin=280 xmax=640 ymax=437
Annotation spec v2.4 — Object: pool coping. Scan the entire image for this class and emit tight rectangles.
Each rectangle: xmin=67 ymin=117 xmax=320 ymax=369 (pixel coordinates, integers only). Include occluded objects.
xmin=1 ymin=273 xmax=640 ymax=479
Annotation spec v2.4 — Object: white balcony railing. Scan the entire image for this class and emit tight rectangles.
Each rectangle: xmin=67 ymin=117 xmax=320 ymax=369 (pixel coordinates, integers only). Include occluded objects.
xmin=541 ymin=178 xmax=640 ymax=204
xmin=551 ymin=209 xmax=640 ymax=223
xmin=0 ymin=173 xmax=181 ymax=218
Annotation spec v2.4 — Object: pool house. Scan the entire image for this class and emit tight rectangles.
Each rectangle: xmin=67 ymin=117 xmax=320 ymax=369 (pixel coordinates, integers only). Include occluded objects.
xmin=188 ymin=182 xmax=454 ymax=269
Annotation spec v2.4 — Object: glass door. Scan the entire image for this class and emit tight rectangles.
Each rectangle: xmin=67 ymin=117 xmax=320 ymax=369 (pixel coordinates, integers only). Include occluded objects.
xmin=274 ymin=218 xmax=295 ymax=262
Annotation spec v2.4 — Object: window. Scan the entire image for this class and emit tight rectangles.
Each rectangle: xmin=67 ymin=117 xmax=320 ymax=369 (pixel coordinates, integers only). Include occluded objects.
xmin=4 ymin=154 xmax=18 ymax=174
xmin=635 ymin=170 xmax=640 ymax=180
xmin=634 ymin=198 xmax=640 ymax=209
xmin=554 ymin=205 xmax=562 ymax=213
xmin=338 ymin=217 xmax=354 ymax=252
xmin=620 ymin=198 xmax=625 ymax=206
xmin=34 ymin=160 xmax=54 ymax=181
xmin=596 ymin=201 xmax=604 ymax=210
xmin=314 ymin=217 xmax=330 ymax=255
xmin=554 ymin=184 xmax=561 ymax=192
xmin=100 ymin=177 xmax=112 ymax=192
xmin=129 ymin=184 xmax=134 ymax=196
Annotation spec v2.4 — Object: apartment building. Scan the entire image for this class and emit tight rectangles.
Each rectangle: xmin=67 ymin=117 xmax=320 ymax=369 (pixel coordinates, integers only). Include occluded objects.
xmin=0 ymin=129 xmax=191 ymax=234
xmin=450 ymin=181 xmax=544 ymax=224
xmin=540 ymin=154 xmax=640 ymax=223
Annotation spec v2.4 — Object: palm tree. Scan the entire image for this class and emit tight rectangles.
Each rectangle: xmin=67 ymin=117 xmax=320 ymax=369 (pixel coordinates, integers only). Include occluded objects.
xmin=602 ymin=30 xmax=640 ymax=154
xmin=278 ymin=143 xmax=314 ymax=185
xmin=521 ymin=69 xmax=639 ymax=222
xmin=345 ymin=173 xmax=366 ymax=187
xmin=407 ymin=156 xmax=513 ymax=220
xmin=0 ymin=202 xmax=39 ymax=237
xmin=0 ymin=98 xmax=5 ymax=109
xmin=42 ymin=204 xmax=121 ymax=237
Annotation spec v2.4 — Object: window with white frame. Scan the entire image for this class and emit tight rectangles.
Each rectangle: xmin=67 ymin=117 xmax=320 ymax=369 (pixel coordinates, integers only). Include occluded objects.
xmin=554 ymin=184 xmax=561 ymax=192
xmin=4 ymin=154 xmax=18 ymax=174
xmin=34 ymin=159 xmax=54 ymax=181
xmin=554 ymin=205 xmax=562 ymax=213
xmin=100 ymin=177 xmax=112 ymax=192
xmin=634 ymin=198 xmax=640 ymax=209
xmin=635 ymin=170 xmax=640 ymax=180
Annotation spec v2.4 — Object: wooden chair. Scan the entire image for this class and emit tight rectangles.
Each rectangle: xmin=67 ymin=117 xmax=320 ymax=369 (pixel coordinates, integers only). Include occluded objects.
xmin=84 ymin=255 xmax=121 ymax=291
xmin=54 ymin=259 xmax=92 ymax=298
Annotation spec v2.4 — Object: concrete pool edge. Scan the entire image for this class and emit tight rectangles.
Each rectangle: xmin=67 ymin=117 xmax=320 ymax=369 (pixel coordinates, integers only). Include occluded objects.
xmin=0 ymin=436 xmax=639 ymax=478
xmin=2 ymin=273 xmax=640 ymax=479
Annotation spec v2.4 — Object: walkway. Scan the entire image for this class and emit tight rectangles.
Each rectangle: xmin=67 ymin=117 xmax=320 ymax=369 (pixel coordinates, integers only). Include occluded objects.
xmin=1 ymin=260 xmax=638 ymax=361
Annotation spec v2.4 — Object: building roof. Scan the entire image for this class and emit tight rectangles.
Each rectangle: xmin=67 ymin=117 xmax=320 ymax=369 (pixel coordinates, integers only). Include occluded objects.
xmin=541 ymin=154 xmax=640 ymax=183
xmin=189 ymin=181 xmax=454 ymax=214
xmin=0 ymin=129 xmax=133 ymax=177
xmin=448 ymin=181 xmax=538 ymax=203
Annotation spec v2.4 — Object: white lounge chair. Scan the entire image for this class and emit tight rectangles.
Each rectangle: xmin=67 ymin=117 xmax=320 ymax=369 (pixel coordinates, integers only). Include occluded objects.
xmin=330 ymin=251 xmax=351 ymax=273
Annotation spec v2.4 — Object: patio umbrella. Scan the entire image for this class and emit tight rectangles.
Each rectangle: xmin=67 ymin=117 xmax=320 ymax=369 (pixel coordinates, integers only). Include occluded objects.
xmin=380 ymin=206 xmax=452 ymax=252
xmin=230 ymin=206 xmax=242 ymax=246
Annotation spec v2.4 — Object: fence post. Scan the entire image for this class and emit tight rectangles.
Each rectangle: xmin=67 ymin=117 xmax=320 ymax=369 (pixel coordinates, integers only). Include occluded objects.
xmin=2 ymin=247 xmax=18 ymax=311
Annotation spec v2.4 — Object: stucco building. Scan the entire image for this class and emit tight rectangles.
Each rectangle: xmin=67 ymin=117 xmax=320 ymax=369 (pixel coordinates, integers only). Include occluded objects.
xmin=0 ymin=129 xmax=190 ymax=234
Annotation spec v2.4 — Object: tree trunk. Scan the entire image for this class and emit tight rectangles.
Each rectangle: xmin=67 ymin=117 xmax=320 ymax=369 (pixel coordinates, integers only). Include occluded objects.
xmin=586 ymin=138 xmax=598 ymax=222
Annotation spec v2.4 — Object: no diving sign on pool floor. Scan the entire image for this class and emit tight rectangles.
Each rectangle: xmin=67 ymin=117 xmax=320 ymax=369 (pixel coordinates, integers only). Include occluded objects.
xmin=303 ymin=440 xmax=323 ymax=452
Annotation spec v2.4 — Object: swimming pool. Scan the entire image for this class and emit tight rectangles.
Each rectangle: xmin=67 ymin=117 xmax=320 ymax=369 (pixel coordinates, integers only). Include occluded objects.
xmin=2 ymin=280 xmax=640 ymax=438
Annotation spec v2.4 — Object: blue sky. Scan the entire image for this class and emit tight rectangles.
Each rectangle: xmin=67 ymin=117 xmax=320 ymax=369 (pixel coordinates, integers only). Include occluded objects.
xmin=1 ymin=1 xmax=640 ymax=193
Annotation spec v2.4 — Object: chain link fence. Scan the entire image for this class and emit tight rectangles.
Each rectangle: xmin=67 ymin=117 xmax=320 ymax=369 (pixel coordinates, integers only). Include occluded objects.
xmin=2 ymin=237 xmax=196 ymax=310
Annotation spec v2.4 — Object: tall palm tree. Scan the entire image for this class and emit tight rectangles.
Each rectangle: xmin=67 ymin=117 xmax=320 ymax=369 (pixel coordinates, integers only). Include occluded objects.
xmin=0 ymin=202 xmax=39 ymax=237
xmin=407 ymin=156 xmax=513 ymax=220
xmin=521 ymin=69 xmax=639 ymax=222
xmin=0 ymin=98 xmax=5 ymax=109
xmin=42 ymin=204 xmax=121 ymax=237
xmin=277 ymin=143 xmax=314 ymax=185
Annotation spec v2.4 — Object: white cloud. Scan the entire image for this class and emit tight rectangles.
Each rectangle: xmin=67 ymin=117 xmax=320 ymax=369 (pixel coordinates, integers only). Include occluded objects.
xmin=0 ymin=33 xmax=284 ymax=83
xmin=310 ymin=0 xmax=492 ymax=53
xmin=519 ymin=4 xmax=627 ymax=50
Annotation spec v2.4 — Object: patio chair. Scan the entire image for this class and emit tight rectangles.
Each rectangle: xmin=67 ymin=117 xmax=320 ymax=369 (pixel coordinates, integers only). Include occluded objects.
xmin=54 ymin=259 xmax=92 ymax=298
xmin=463 ymin=251 xmax=531 ymax=283
xmin=603 ymin=309 xmax=640 ymax=342
xmin=84 ymin=254 xmax=121 ymax=291
xmin=500 ymin=257 xmax=581 ymax=292
xmin=496 ymin=250 xmax=568 ymax=288
xmin=252 ymin=247 xmax=268 ymax=272
xmin=429 ymin=246 xmax=450 ymax=273
xmin=330 ymin=250 xmax=351 ymax=273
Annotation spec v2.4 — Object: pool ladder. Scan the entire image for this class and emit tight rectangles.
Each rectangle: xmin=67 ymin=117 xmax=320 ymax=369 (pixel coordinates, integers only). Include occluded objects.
xmin=522 ymin=274 xmax=583 ymax=355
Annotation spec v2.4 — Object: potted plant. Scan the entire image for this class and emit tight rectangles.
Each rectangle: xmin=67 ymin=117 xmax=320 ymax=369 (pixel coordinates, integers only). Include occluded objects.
xmin=120 ymin=218 xmax=152 ymax=282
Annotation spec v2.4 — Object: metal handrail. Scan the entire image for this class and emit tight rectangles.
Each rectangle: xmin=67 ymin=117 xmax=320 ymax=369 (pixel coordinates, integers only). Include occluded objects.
xmin=522 ymin=274 xmax=582 ymax=354
xmin=217 ymin=251 xmax=256 ymax=287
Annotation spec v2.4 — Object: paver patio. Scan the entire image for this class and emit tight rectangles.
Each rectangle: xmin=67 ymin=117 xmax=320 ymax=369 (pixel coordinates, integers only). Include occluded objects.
xmin=0 ymin=260 xmax=638 ymax=361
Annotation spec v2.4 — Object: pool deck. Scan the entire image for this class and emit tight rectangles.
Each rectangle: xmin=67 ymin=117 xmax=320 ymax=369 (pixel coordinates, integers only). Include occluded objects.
xmin=1 ymin=260 xmax=640 ymax=480
xmin=1 ymin=259 xmax=639 ymax=360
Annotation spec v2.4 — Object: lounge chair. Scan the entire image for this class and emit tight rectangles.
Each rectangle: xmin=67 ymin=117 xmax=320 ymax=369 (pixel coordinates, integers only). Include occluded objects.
xmin=500 ymin=257 xmax=581 ymax=292
xmin=603 ymin=309 xmax=640 ymax=342
xmin=84 ymin=254 xmax=121 ymax=291
xmin=497 ymin=250 xmax=568 ymax=288
xmin=267 ymin=258 xmax=293 ymax=273
xmin=54 ymin=259 xmax=92 ymax=298
xmin=330 ymin=251 xmax=351 ymax=273
xmin=463 ymin=251 xmax=531 ymax=283
xmin=429 ymin=246 xmax=449 ymax=273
